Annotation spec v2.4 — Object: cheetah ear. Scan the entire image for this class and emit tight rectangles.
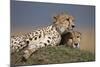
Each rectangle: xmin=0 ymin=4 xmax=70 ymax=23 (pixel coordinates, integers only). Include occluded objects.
xmin=53 ymin=15 xmax=57 ymax=19
xmin=53 ymin=15 xmax=58 ymax=23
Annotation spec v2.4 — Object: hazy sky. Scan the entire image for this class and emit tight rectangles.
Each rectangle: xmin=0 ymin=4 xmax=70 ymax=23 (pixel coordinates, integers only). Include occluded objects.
xmin=11 ymin=1 xmax=95 ymax=53
xmin=11 ymin=1 xmax=95 ymax=33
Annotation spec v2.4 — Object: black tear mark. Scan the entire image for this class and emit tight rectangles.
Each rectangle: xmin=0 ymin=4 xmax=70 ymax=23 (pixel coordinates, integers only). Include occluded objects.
xmin=47 ymin=40 xmax=50 ymax=43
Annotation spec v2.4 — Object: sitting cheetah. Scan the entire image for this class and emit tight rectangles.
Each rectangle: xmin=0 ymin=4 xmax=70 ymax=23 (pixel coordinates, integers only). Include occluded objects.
xmin=60 ymin=31 xmax=81 ymax=48
xmin=11 ymin=13 xmax=75 ymax=60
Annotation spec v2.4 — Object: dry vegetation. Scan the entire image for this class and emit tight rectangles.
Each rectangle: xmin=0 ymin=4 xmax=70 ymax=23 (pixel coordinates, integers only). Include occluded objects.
xmin=11 ymin=45 xmax=95 ymax=67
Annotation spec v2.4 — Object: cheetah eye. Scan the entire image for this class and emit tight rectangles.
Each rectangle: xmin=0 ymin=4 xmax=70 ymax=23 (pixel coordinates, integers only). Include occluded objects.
xmin=66 ymin=18 xmax=69 ymax=21
xmin=77 ymin=36 xmax=79 ymax=38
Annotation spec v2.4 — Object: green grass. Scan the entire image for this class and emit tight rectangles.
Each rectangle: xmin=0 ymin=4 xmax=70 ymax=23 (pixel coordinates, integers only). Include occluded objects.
xmin=11 ymin=45 xmax=95 ymax=66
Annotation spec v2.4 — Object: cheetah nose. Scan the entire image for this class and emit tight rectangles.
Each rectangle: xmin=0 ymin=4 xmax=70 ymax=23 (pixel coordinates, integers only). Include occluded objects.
xmin=74 ymin=43 xmax=78 ymax=46
xmin=72 ymin=25 xmax=75 ymax=28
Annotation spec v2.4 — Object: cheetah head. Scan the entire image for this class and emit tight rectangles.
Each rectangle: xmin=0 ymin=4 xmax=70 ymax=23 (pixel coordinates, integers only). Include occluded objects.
xmin=53 ymin=12 xmax=75 ymax=34
xmin=62 ymin=31 xmax=81 ymax=48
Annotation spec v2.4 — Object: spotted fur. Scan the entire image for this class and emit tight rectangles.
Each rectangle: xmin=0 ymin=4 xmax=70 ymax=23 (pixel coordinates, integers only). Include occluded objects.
xmin=10 ymin=13 xmax=75 ymax=60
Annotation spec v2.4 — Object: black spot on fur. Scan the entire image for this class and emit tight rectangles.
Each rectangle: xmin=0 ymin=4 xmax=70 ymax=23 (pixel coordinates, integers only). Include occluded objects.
xmin=14 ymin=42 xmax=17 ymax=44
xmin=38 ymin=30 xmax=40 ymax=31
xmin=35 ymin=32 xmax=38 ymax=34
xmin=17 ymin=46 xmax=19 ymax=49
xmin=11 ymin=41 xmax=13 ymax=43
xmin=29 ymin=38 xmax=32 ymax=41
xmin=26 ymin=41 xmax=29 ymax=44
xmin=11 ymin=36 xmax=15 ymax=38
xmin=47 ymin=40 xmax=50 ymax=43
xmin=21 ymin=56 xmax=27 ymax=62
xmin=34 ymin=37 xmax=37 ymax=40
xmin=39 ymin=35 xmax=41 ymax=38
xmin=57 ymin=35 xmax=59 ymax=37
xmin=20 ymin=44 xmax=23 ymax=47
xmin=51 ymin=27 xmax=53 ymax=30
xmin=48 ymin=37 xmax=51 ymax=39
xmin=44 ymin=43 xmax=47 ymax=46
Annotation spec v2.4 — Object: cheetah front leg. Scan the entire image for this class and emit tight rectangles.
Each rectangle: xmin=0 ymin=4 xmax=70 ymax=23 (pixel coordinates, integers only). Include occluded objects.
xmin=22 ymin=43 xmax=45 ymax=61
xmin=22 ymin=45 xmax=38 ymax=61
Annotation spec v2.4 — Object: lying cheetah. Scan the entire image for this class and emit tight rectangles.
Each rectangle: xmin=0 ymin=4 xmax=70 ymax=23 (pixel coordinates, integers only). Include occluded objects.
xmin=11 ymin=12 xmax=75 ymax=60
xmin=60 ymin=31 xmax=81 ymax=48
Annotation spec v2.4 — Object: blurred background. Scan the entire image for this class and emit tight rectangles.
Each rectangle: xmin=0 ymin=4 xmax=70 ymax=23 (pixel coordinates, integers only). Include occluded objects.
xmin=11 ymin=1 xmax=95 ymax=54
